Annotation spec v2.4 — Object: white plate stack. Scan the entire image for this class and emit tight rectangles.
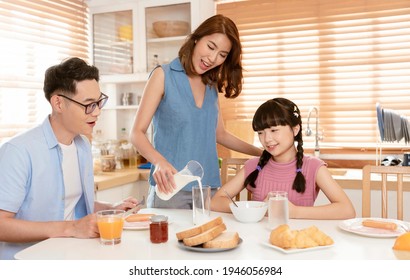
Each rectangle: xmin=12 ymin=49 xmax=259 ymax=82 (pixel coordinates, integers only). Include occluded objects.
xmin=376 ymin=103 xmax=410 ymax=144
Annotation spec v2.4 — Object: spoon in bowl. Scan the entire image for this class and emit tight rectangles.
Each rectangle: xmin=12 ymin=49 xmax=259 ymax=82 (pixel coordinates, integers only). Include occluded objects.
xmin=223 ymin=189 xmax=238 ymax=207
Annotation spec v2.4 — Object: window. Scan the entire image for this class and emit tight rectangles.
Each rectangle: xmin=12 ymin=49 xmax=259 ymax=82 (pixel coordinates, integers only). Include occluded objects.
xmin=0 ymin=0 xmax=89 ymax=143
xmin=217 ymin=0 xmax=410 ymax=149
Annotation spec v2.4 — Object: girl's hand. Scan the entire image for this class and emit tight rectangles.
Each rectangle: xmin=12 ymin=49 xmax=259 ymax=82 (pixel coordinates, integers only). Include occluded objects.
xmin=287 ymin=200 xmax=296 ymax=219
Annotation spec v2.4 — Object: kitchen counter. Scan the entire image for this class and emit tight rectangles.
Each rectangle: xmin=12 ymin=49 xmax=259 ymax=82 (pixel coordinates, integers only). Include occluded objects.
xmin=94 ymin=168 xmax=150 ymax=192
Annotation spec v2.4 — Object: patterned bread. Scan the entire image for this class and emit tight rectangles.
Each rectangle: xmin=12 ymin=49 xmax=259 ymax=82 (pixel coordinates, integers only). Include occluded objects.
xmin=182 ymin=223 xmax=227 ymax=247
xmin=203 ymin=231 xmax=240 ymax=249
xmin=176 ymin=216 xmax=223 ymax=241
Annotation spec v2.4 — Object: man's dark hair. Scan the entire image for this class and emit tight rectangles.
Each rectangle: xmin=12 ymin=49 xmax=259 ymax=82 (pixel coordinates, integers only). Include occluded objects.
xmin=43 ymin=57 xmax=99 ymax=101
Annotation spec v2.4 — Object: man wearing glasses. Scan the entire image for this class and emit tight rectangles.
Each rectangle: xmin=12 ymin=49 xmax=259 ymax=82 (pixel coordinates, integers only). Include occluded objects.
xmin=0 ymin=57 xmax=139 ymax=259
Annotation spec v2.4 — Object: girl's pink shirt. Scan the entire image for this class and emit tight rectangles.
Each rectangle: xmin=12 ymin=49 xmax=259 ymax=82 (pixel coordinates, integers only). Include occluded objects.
xmin=244 ymin=156 xmax=326 ymax=206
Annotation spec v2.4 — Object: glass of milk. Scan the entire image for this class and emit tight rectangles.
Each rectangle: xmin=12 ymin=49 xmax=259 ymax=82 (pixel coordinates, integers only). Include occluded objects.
xmin=192 ymin=185 xmax=211 ymax=225
xmin=267 ymin=191 xmax=289 ymax=230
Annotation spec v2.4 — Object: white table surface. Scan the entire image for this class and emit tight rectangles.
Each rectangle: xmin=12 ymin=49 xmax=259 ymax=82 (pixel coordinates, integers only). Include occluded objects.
xmin=15 ymin=208 xmax=403 ymax=260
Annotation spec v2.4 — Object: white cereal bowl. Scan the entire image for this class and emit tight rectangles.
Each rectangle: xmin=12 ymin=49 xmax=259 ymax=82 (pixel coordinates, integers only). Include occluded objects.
xmin=230 ymin=201 xmax=268 ymax=223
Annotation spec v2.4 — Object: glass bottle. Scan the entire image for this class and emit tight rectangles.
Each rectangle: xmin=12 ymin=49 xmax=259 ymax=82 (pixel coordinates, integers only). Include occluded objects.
xmin=107 ymin=140 xmax=123 ymax=170
xmin=121 ymin=92 xmax=129 ymax=106
xmin=91 ymin=129 xmax=104 ymax=173
xmin=119 ymin=128 xmax=128 ymax=145
xmin=152 ymin=54 xmax=159 ymax=70
xmin=101 ymin=155 xmax=116 ymax=172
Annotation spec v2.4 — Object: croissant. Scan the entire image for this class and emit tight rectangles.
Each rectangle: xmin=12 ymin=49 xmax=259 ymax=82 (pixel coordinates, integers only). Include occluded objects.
xmin=269 ymin=224 xmax=295 ymax=249
xmin=293 ymin=229 xmax=319 ymax=248
xmin=301 ymin=226 xmax=334 ymax=246
xmin=269 ymin=224 xmax=333 ymax=249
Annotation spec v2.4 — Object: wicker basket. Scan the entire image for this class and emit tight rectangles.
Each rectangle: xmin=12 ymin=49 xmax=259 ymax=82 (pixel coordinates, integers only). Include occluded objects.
xmin=152 ymin=20 xmax=189 ymax=38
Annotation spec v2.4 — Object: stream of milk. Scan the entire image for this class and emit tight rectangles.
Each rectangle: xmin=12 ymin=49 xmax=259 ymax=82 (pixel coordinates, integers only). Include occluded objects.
xmin=173 ymin=174 xmax=205 ymax=215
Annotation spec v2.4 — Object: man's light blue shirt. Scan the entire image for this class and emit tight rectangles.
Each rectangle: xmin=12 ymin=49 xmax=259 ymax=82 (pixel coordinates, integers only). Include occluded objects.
xmin=0 ymin=116 xmax=95 ymax=259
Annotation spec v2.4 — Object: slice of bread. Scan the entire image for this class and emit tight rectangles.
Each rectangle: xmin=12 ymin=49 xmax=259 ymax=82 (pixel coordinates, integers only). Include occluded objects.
xmin=176 ymin=216 xmax=223 ymax=241
xmin=183 ymin=223 xmax=227 ymax=247
xmin=203 ymin=231 xmax=240 ymax=249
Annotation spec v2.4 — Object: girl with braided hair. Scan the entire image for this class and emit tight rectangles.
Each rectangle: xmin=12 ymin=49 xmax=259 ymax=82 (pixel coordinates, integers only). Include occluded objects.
xmin=211 ymin=98 xmax=355 ymax=219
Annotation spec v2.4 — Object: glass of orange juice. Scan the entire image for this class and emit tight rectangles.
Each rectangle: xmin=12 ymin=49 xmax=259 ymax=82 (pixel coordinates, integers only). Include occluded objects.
xmin=96 ymin=210 xmax=125 ymax=245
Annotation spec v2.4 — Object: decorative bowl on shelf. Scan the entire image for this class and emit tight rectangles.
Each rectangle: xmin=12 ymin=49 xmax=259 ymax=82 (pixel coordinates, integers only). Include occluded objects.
xmin=118 ymin=25 xmax=132 ymax=41
xmin=152 ymin=20 xmax=189 ymax=38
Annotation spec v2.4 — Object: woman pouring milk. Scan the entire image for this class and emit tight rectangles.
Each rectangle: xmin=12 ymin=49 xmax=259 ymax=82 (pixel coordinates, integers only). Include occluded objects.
xmin=130 ymin=15 xmax=261 ymax=209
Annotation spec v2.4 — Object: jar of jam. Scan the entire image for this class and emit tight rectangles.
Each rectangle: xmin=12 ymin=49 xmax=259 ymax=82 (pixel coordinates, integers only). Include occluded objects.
xmin=150 ymin=215 xmax=168 ymax=243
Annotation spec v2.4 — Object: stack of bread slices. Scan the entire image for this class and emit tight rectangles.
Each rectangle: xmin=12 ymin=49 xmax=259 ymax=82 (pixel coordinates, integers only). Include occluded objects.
xmin=176 ymin=217 xmax=240 ymax=249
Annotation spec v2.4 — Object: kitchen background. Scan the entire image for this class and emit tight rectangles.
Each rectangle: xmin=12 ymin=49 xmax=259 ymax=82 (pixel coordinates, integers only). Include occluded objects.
xmin=0 ymin=0 xmax=409 ymax=219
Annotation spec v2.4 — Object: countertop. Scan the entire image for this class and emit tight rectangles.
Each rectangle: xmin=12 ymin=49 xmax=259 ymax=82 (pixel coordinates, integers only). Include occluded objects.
xmin=94 ymin=168 xmax=150 ymax=191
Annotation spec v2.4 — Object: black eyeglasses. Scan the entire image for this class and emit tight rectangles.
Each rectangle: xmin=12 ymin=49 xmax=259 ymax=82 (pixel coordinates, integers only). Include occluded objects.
xmin=58 ymin=93 xmax=108 ymax=114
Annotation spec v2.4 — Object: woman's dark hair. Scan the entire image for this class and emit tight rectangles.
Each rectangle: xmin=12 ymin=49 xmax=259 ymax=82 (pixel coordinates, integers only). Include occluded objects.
xmin=179 ymin=14 xmax=243 ymax=98
xmin=43 ymin=57 xmax=99 ymax=101
xmin=243 ymin=97 xmax=306 ymax=193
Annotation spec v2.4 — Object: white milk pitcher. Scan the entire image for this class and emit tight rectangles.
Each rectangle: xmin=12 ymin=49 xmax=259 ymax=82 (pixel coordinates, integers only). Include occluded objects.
xmin=155 ymin=160 xmax=204 ymax=201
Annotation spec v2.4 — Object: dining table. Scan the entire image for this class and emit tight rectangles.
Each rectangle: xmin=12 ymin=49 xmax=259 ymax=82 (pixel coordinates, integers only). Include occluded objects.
xmin=14 ymin=208 xmax=406 ymax=260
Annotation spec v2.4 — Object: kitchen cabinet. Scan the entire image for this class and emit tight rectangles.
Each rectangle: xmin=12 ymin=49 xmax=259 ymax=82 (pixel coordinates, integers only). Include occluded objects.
xmin=88 ymin=0 xmax=214 ymax=140
xmin=95 ymin=181 xmax=149 ymax=205
xmin=94 ymin=168 xmax=150 ymax=205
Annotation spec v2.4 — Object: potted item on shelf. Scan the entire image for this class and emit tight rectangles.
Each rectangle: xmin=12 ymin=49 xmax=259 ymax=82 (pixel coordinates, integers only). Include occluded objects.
xmin=118 ymin=25 xmax=132 ymax=41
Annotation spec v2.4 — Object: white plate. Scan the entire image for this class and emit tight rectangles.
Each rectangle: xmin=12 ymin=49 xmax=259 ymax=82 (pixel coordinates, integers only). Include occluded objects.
xmin=177 ymin=238 xmax=243 ymax=253
xmin=123 ymin=220 xmax=151 ymax=230
xmin=376 ymin=103 xmax=384 ymax=141
xmin=123 ymin=219 xmax=172 ymax=230
xmin=339 ymin=218 xmax=409 ymax=238
xmin=263 ymin=242 xmax=333 ymax=254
